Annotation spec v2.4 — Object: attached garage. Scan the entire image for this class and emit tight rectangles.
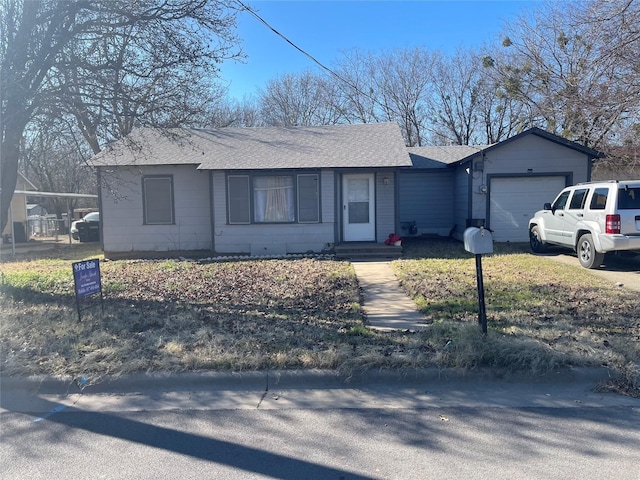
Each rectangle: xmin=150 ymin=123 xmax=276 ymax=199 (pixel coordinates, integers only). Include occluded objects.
xmin=488 ymin=175 xmax=568 ymax=242
xmin=402 ymin=130 xmax=600 ymax=243
xmin=448 ymin=128 xmax=601 ymax=242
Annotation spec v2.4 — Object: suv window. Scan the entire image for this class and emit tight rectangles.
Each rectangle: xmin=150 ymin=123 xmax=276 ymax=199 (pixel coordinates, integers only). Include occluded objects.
xmin=589 ymin=188 xmax=609 ymax=210
xmin=569 ymin=188 xmax=589 ymax=209
xmin=552 ymin=191 xmax=570 ymax=211
xmin=618 ymin=187 xmax=640 ymax=210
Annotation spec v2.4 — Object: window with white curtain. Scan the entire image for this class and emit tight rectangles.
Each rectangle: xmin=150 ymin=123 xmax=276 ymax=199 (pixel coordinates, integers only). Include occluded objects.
xmin=253 ymin=176 xmax=295 ymax=222
xmin=227 ymin=173 xmax=319 ymax=224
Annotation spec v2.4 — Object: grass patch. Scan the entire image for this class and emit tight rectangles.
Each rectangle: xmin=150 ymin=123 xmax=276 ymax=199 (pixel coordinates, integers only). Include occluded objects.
xmin=392 ymin=237 xmax=640 ymax=395
xmin=1 ymin=239 xmax=639 ymax=396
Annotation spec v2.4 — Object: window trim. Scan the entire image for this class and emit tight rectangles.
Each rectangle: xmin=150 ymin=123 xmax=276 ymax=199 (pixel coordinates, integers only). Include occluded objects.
xmin=226 ymin=171 xmax=321 ymax=225
xmin=142 ymin=175 xmax=175 ymax=225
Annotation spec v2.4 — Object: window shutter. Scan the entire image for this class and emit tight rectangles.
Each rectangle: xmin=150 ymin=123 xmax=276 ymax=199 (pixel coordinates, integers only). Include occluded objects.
xmin=298 ymin=174 xmax=319 ymax=223
xmin=228 ymin=175 xmax=250 ymax=224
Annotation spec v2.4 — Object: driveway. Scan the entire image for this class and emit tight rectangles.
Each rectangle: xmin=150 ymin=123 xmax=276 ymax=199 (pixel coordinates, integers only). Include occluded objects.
xmin=539 ymin=250 xmax=640 ymax=292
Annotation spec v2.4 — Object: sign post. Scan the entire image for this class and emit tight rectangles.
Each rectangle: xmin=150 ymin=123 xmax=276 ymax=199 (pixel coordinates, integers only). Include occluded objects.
xmin=72 ymin=258 xmax=103 ymax=321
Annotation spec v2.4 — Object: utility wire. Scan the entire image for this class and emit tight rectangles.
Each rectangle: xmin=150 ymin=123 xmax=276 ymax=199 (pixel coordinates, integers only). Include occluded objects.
xmin=234 ymin=0 xmax=480 ymax=150
xmin=234 ymin=0 xmax=385 ymax=113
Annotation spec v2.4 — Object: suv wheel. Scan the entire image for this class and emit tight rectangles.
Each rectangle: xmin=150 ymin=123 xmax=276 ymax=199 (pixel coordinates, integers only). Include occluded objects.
xmin=529 ymin=225 xmax=547 ymax=253
xmin=577 ymin=234 xmax=604 ymax=269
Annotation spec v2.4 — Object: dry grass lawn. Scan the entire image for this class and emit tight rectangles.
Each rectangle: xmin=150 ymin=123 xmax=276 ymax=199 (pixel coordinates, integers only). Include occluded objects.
xmin=0 ymin=239 xmax=638 ymax=394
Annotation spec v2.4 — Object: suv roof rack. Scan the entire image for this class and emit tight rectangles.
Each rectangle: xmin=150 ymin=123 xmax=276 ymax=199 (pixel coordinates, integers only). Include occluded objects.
xmin=576 ymin=180 xmax=619 ymax=186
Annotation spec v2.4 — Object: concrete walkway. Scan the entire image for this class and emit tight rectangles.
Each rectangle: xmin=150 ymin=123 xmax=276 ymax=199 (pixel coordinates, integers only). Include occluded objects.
xmin=351 ymin=260 xmax=427 ymax=332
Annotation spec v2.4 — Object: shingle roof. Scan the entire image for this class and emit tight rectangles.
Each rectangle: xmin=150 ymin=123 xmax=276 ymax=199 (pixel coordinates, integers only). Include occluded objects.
xmin=407 ymin=145 xmax=489 ymax=169
xmin=492 ymin=127 xmax=604 ymax=158
xmin=90 ymin=123 xmax=413 ymax=169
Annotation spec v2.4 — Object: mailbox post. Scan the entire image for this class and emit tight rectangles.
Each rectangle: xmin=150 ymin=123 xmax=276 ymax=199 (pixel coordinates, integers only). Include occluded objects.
xmin=463 ymin=227 xmax=494 ymax=334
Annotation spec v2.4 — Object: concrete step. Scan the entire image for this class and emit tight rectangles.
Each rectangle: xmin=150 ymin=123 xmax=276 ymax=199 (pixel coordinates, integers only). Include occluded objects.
xmin=334 ymin=243 xmax=403 ymax=260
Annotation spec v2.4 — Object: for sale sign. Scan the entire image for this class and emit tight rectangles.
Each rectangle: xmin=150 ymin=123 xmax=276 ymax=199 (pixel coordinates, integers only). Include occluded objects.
xmin=72 ymin=259 xmax=103 ymax=321
xmin=73 ymin=259 xmax=101 ymax=297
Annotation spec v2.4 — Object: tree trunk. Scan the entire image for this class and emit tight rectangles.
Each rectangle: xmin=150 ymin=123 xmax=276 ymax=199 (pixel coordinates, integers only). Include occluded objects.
xmin=1 ymin=129 xmax=22 ymax=236
xmin=1 ymin=90 xmax=30 ymax=234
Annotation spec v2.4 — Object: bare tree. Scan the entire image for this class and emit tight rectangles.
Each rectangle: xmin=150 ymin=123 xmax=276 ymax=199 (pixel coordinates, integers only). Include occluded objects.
xmin=374 ymin=48 xmax=435 ymax=146
xmin=477 ymin=50 xmax=530 ymax=144
xmin=332 ymin=49 xmax=387 ymax=125
xmin=259 ymin=71 xmax=342 ymax=127
xmin=426 ymin=50 xmax=483 ymax=145
xmin=203 ymin=96 xmax=264 ymax=128
xmin=426 ymin=48 xmax=528 ymax=146
xmin=333 ymin=48 xmax=435 ymax=146
xmin=1 ymin=0 xmax=241 ymax=233
xmin=21 ymin=116 xmax=96 ymax=217
xmin=486 ymin=0 xmax=640 ymax=150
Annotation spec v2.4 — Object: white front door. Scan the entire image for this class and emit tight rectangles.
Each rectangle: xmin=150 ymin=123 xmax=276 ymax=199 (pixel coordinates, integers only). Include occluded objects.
xmin=343 ymin=173 xmax=375 ymax=241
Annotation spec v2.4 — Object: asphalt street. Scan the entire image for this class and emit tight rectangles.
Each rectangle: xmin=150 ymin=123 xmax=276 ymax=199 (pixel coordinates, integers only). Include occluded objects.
xmin=2 ymin=370 xmax=639 ymax=480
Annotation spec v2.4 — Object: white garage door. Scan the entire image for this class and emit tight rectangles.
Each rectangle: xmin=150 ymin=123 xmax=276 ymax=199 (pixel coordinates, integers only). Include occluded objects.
xmin=490 ymin=176 xmax=566 ymax=242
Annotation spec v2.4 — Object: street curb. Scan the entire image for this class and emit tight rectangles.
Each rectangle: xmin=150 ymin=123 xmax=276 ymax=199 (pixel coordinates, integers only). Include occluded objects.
xmin=0 ymin=366 xmax=618 ymax=395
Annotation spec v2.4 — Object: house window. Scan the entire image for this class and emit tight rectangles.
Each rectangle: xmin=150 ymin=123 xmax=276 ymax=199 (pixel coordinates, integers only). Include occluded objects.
xmin=227 ymin=173 xmax=320 ymax=224
xmin=227 ymin=175 xmax=251 ymax=224
xmin=254 ymin=176 xmax=295 ymax=222
xmin=143 ymin=176 xmax=174 ymax=224
xmin=298 ymin=174 xmax=320 ymax=223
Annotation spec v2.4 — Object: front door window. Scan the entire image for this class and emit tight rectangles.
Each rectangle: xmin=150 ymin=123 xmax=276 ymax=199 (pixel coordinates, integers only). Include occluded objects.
xmin=347 ymin=178 xmax=370 ymax=224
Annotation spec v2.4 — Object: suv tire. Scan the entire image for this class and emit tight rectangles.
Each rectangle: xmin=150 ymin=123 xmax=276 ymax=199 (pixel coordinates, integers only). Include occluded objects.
xmin=529 ymin=225 xmax=547 ymax=253
xmin=577 ymin=233 xmax=604 ymax=269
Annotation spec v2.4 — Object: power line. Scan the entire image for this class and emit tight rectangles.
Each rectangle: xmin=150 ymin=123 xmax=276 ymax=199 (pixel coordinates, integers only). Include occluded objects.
xmin=233 ymin=0 xmax=477 ymax=150
xmin=234 ymin=0 xmax=380 ymax=108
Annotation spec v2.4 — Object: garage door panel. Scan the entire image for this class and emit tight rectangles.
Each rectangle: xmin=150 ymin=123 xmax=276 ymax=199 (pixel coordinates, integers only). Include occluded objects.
xmin=490 ymin=176 xmax=566 ymax=242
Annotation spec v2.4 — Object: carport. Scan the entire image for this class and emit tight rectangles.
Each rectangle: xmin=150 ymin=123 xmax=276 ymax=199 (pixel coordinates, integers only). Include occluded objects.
xmin=1 ymin=190 xmax=97 ymax=257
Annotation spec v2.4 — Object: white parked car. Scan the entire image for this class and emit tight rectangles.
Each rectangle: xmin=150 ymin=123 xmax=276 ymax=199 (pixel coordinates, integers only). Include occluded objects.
xmin=529 ymin=180 xmax=640 ymax=268
xmin=70 ymin=211 xmax=100 ymax=240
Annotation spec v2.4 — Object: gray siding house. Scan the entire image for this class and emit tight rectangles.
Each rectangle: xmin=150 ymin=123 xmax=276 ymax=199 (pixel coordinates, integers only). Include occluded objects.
xmin=92 ymin=124 xmax=601 ymax=257
xmin=92 ymin=123 xmax=411 ymax=257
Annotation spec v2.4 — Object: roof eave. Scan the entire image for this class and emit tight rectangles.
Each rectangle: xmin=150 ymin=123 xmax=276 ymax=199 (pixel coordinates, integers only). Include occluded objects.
xmin=453 ymin=128 xmax=605 ymax=166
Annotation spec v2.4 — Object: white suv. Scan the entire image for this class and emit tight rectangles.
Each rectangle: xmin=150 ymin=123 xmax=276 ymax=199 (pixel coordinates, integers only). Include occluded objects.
xmin=529 ymin=180 xmax=640 ymax=268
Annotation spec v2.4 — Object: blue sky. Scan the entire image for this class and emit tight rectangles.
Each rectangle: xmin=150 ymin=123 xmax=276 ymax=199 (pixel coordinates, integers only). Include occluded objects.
xmin=219 ymin=0 xmax=538 ymax=100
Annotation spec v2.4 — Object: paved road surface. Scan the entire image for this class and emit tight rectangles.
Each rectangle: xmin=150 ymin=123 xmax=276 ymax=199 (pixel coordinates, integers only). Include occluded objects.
xmin=2 ymin=372 xmax=639 ymax=480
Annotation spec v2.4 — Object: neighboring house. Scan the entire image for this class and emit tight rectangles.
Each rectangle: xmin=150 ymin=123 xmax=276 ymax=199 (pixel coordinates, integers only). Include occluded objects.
xmin=2 ymin=172 xmax=37 ymax=243
xmin=27 ymin=204 xmax=48 ymax=217
xmin=91 ymin=123 xmax=601 ymax=257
